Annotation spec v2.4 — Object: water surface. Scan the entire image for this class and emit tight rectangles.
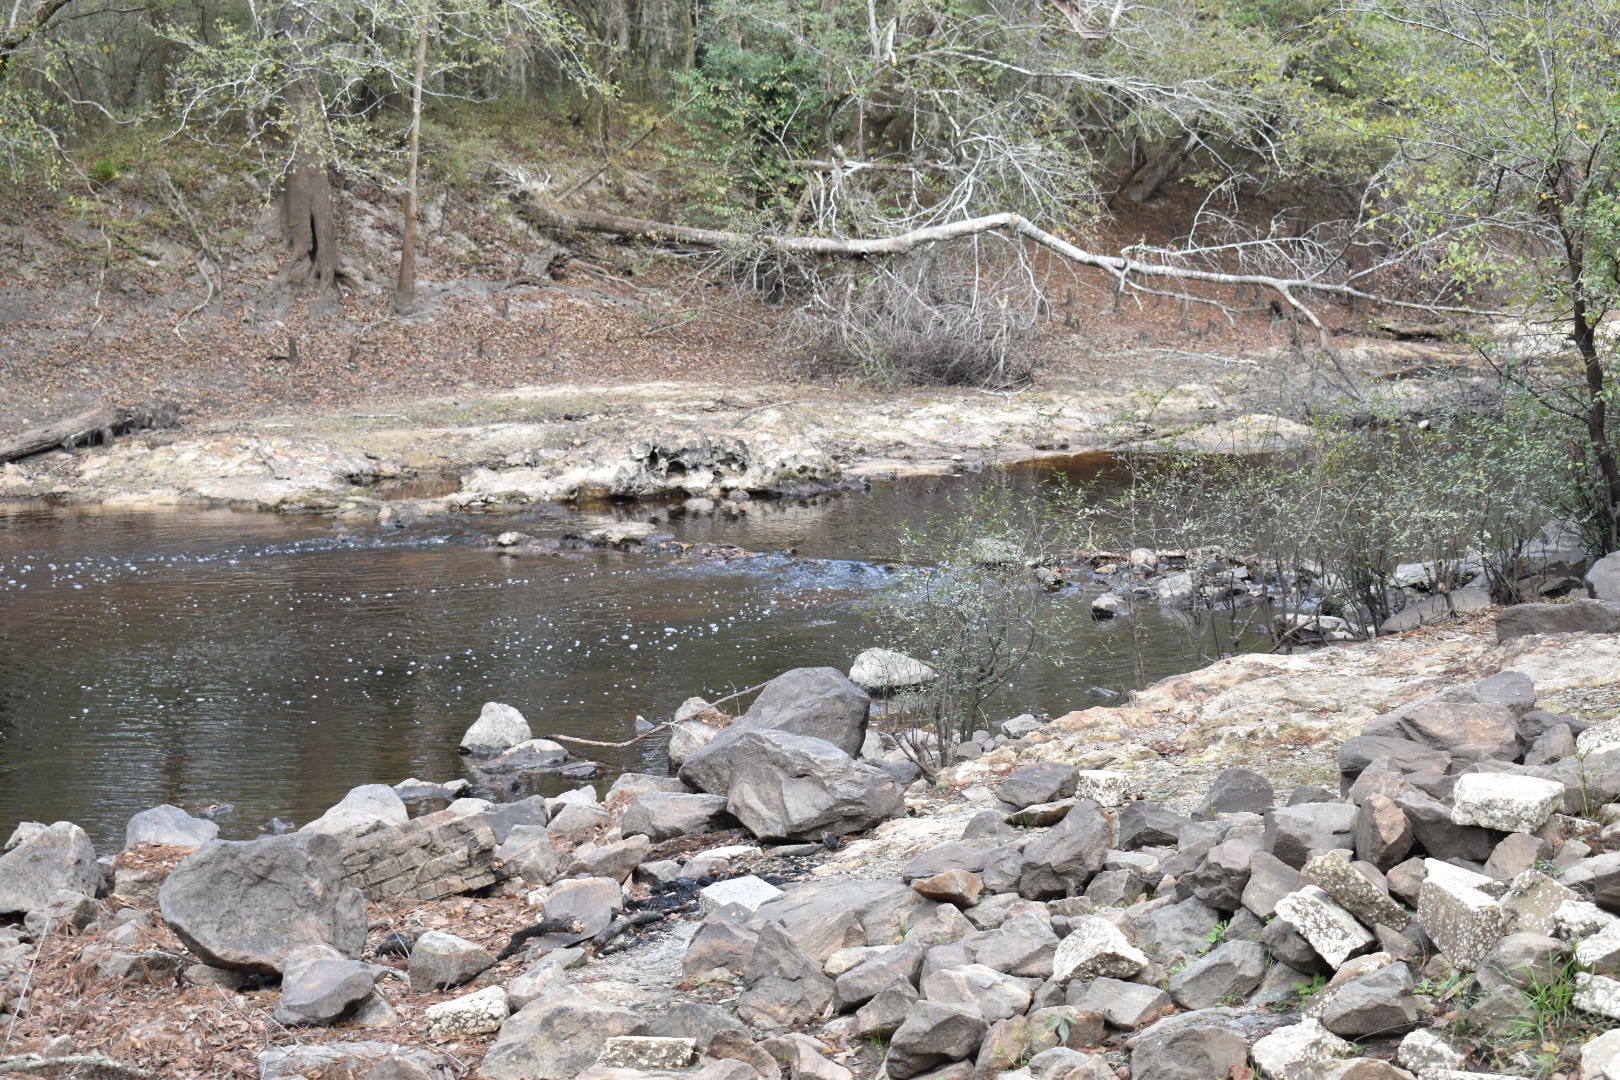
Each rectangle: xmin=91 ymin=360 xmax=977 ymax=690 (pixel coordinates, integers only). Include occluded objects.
xmin=0 ymin=457 xmax=1223 ymax=847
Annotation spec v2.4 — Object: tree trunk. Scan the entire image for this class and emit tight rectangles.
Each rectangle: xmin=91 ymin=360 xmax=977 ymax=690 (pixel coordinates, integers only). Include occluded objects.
xmin=394 ymin=18 xmax=428 ymax=315
xmin=1575 ymin=299 xmax=1620 ymax=552
xmin=0 ymin=402 xmax=178 ymax=464
xmin=275 ymin=0 xmax=341 ymax=306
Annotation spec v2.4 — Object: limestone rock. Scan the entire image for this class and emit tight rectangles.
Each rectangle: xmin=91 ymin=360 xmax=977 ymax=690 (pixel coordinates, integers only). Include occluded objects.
xmin=1129 ymin=1016 xmax=1249 ymax=1080
xmin=1449 ymin=773 xmax=1564 ymax=833
xmin=479 ymin=987 xmax=646 ymax=1080
xmin=426 ymin=985 xmax=510 ymax=1037
xmin=1168 ymin=940 xmax=1267 ymax=1009
xmin=1302 ymin=849 xmax=1410 ymax=931
xmin=461 ymin=702 xmax=533 ymax=755
xmin=1251 ymin=1018 xmax=1353 ymax=1079
xmin=596 ymin=1036 xmax=696 ymax=1070
xmin=1050 ymin=916 xmax=1148 ymax=981
xmin=0 ymin=822 xmax=101 ymax=916
xmin=409 ymin=930 xmax=494 ymax=991
xmin=158 ymin=832 xmax=365 ymax=974
xmin=124 ymin=805 xmax=218 ymax=849
xmin=700 ymin=876 xmax=785 ymax=914
xmin=1273 ymin=886 xmax=1375 ymax=969
xmin=849 ymin=649 xmax=937 ymax=692
xmin=1418 ymin=875 xmax=1505 ymax=970
xmin=1265 ymin=803 xmax=1358 ymax=869
xmin=737 ymin=921 xmax=835 ymax=1029
xmin=920 ymin=963 xmax=1033 ymax=1021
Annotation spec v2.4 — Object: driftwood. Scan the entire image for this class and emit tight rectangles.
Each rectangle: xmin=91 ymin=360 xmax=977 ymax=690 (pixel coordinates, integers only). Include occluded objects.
xmin=546 ymin=722 xmax=670 ymax=750
xmin=0 ymin=401 xmax=178 ymax=465
xmin=0 ymin=1054 xmax=156 ymax=1079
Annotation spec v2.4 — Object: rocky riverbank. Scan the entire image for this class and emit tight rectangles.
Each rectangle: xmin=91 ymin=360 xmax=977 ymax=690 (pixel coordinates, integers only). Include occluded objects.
xmin=6 ymin=585 xmax=1620 ymax=1080
xmin=0 ymin=336 xmax=1479 ymax=515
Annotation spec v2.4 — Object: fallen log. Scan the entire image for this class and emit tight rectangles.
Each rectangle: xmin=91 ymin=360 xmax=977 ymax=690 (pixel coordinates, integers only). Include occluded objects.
xmin=0 ymin=401 xmax=178 ymax=465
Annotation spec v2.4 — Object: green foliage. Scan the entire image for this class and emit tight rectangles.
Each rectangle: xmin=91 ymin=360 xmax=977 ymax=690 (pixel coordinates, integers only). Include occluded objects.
xmin=1110 ymin=404 xmax=1568 ymax=641
xmin=867 ymin=476 xmax=1088 ymax=768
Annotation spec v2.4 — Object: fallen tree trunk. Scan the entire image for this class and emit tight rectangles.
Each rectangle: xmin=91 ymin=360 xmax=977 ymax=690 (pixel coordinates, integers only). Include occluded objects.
xmin=527 ymin=204 xmax=1500 ymax=394
xmin=0 ymin=401 xmax=179 ymax=465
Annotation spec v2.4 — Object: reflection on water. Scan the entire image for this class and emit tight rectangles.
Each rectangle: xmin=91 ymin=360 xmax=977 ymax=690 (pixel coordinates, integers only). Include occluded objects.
xmin=0 ymin=455 xmax=1220 ymax=848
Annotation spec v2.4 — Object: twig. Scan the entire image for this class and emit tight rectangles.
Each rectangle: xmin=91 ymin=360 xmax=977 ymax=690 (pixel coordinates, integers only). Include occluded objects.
xmin=546 ymin=722 xmax=670 ymax=749
xmin=592 ymin=911 xmax=662 ymax=951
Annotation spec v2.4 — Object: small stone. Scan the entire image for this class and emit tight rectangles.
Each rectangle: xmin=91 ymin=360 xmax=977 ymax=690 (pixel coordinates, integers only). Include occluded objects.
xmin=408 ymin=930 xmax=494 ymax=991
xmin=1577 ymin=972 xmax=1620 ymax=1020
xmin=1302 ymin=850 xmax=1410 ymax=931
xmin=1128 ymin=1016 xmax=1250 ymax=1080
xmin=1308 ymin=962 xmax=1420 ymax=1037
xmin=424 ymin=985 xmax=509 ymax=1037
xmin=1273 ymin=886 xmax=1376 ymax=969
xmin=1397 ymin=1028 xmax=1466 ymax=1073
xmin=1450 ymin=774 xmax=1564 ymax=833
xmin=273 ymin=945 xmax=378 ymax=1027
xmin=1066 ymin=977 xmax=1172 ymax=1029
xmin=912 ymin=870 xmax=983 ymax=907
xmin=1579 ymin=920 xmax=1620 ymax=975
xmin=1250 ymin=1018 xmax=1353 ymax=1079
xmin=596 ymin=1036 xmax=696 ymax=1070
xmin=699 ymin=875 xmax=784 ymax=914
xmin=1200 ymin=768 xmax=1275 ymax=816
xmin=855 ymin=983 xmax=918 ymax=1039
xmin=1050 ymin=916 xmax=1148 ymax=981
xmin=1418 ymin=876 xmax=1505 ymax=970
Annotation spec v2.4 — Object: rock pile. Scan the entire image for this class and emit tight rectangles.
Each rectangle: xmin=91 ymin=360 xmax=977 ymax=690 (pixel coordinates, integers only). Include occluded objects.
xmin=9 ymin=607 xmax=1620 ymax=1080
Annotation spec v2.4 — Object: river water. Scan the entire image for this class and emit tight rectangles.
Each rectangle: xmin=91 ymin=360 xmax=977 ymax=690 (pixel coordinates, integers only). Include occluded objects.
xmin=0 ymin=455 xmax=1222 ymax=848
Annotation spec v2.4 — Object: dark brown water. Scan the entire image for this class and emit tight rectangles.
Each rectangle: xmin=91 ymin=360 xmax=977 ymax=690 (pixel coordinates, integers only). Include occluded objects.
xmin=0 ymin=456 xmax=1212 ymax=848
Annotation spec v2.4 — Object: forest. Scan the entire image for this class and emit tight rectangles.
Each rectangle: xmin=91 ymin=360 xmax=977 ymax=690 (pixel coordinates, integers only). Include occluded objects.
xmin=2 ymin=0 xmax=1619 ymax=552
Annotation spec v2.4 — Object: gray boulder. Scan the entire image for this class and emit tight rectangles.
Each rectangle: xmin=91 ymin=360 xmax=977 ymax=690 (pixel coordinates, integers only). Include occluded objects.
xmin=273 ymin=944 xmax=379 ymax=1026
xmin=996 ymin=763 xmax=1079 ymax=810
xmin=1588 ymin=551 xmax=1620 ymax=599
xmin=496 ymin=826 xmax=563 ymax=886
xmin=1116 ymin=802 xmax=1188 ymax=849
xmin=620 ymin=793 xmax=731 ymax=842
xmin=409 ymin=930 xmax=494 ymax=991
xmin=299 ymin=784 xmax=408 ymax=836
xmin=679 ymin=667 xmax=870 ymax=794
xmin=1264 ymin=802 xmax=1358 ymax=869
xmin=158 ymin=832 xmax=365 ymax=974
xmin=1129 ymin=1016 xmax=1249 ymax=1080
xmin=479 ymin=987 xmax=645 ymax=1080
xmin=542 ymin=876 xmax=623 ymax=946
xmin=0 ymin=821 xmax=101 ymax=915
xmin=1497 ymin=599 xmax=1620 ymax=641
xmin=884 ymin=1001 xmax=988 ymax=1080
xmin=1199 ymin=768 xmax=1275 ymax=816
xmin=720 ymin=731 xmax=903 ymax=841
xmin=1310 ymin=961 xmax=1420 ymax=1037
xmin=460 ymin=702 xmax=532 ymax=755
xmin=124 ymin=805 xmax=218 ymax=849
xmin=1167 ymin=940 xmax=1268 ymax=1009
xmin=1018 ymin=800 xmax=1111 ymax=899
xmin=737 ymin=921 xmax=835 ymax=1029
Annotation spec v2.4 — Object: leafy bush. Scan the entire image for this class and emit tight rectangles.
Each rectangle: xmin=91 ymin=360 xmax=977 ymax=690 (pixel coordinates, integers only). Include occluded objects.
xmin=864 ymin=479 xmax=1086 ymax=770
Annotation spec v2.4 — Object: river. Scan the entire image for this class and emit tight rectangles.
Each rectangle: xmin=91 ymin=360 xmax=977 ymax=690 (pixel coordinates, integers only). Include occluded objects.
xmin=0 ymin=454 xmax=1232 ymax=848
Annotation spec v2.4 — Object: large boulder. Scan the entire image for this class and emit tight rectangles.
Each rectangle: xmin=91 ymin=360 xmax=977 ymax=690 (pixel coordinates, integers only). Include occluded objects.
xmin=299 ymin=785 xmax=408 ymax=836
xmin=479 ymin=988 xmax=645 ymax=1080
xmin=620 ymin=793 xmax=731 ymax=842
xmin=849 ymin=649 xmax=937 ymax=693
xmin=1496 ymin=599 xmax=1620 ymax=642
xmin=0 ymin=822 xmax=101 ymax=915
xmin=737 ymin=921 xmax=836 ymax=1029
xmin=158 ymin=832 xmax=367 ymax=974
xmin=124 ymin=805 xmax=218 ymax=849
xmin=1018 ymin=801 xmax=1112 ymax=898
xmin=679 ymin=668 xmax=870 ymax=794
xmin=719 ymin=731 xmax=903 ymax=841
xmin=1589 ymin=552 xmax=1620 ymax=601
xmin=460 ymin=702 xmax=533 ymax=755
